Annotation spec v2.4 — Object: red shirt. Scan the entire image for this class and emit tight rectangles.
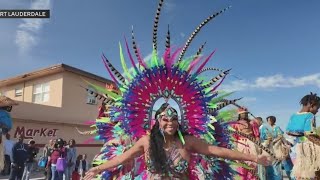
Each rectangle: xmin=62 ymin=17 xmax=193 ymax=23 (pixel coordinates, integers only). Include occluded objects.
xmin=48 ymin=147 xmax=67 ymax=166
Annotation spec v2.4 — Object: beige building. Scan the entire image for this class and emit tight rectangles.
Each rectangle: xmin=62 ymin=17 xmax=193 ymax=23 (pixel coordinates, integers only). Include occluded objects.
xmin=0 ymin=64 xmax=117 ymax=162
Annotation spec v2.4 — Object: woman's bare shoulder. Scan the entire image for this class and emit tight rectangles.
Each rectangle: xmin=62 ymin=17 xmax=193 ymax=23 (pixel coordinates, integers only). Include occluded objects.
xmin=183 ymin=135 xmax=197 ymax=148
xmin=184 ymin=135 xmax=196 ymax=141
xmin=137 ymin=135 xmax=150 ymax=146
xmin=138 ymin=135 xmax=150 ymax=152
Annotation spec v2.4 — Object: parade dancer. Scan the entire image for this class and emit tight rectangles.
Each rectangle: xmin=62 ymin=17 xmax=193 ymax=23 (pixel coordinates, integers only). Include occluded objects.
xmin=78 ymin=0 xmax=276 ymax=179
xmin=231 ymin=108 xmax=260 ymax=180
xmin=286 ymin=92 xmax=320 ymax=179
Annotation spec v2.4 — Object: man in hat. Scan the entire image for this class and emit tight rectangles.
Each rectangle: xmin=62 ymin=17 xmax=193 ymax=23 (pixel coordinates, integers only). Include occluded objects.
xmin=231 ymin=107 xmax=260 ymax=180
xmin=0 ymin=96 xmax=18 ymax=136
xmin=0 ymin=96 xmax=18 ymax=170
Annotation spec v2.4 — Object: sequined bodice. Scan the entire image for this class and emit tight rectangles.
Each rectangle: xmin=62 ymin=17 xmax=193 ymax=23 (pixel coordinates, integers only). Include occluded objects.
xmin=146 ymin=143 xmax=189 ymax=179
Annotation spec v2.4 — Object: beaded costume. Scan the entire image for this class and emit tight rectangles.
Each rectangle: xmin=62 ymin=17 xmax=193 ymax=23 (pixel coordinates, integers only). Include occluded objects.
xmin=79 ymin=1 xmax=277 ymax=179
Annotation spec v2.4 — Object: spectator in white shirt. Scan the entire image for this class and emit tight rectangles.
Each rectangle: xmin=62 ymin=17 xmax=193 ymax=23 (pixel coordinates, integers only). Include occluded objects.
xmin=1 ymin=133 xmax=15 ymax=175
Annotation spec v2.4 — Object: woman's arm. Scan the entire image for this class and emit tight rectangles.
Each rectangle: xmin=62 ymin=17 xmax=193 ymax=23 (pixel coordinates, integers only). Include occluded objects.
xmin=185 ymin=136 xmax=270 ymax=165
xmin=93 ymin=136 xmax=146 ymax=172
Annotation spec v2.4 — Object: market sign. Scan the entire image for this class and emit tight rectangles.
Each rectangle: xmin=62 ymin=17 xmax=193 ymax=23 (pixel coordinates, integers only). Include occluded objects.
xmin=14 ymin=126 xmax=58 ymax=139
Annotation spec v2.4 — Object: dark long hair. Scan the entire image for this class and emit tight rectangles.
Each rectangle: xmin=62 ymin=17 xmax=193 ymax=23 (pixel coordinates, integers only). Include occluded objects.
xmin=149 ymin=103 xmax=178 ymax=174
xmin=300 ymin=92 xmax=320 ymax=106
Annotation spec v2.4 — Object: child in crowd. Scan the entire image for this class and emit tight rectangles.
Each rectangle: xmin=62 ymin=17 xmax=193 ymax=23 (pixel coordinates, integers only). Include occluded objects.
xmin=286 ymin=92 xmax=320 ymax=179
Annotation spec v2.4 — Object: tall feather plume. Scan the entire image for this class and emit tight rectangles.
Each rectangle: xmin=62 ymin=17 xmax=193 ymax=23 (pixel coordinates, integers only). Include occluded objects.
xmin=177 ymin=6 xmax=231 ymax=64
xmin=199 ymin=67 xmax=224 ymax=74
xmin=187 ymin=56 xmax=202 ymax=73
xmin=101 ymin=54 xmax=126 ymax=85
xmin=166 ymin=47 xmax=183 ymax=68
xmin=165 ymin=24 xmax=171 ymax=59
xmin=83 ymin=86 xmax=116 ymax=105
xmin=152 ymin=0 xmax=164 ymax=52
xmin=124 ymin=36 xmax=139 ymax=74
xmin=131 ymin=26 xmax=147 ymax=69
xmin=210 ymin=75 xmax=227 ymax=93
xmin=193 ymin=42 xmax=206 ymax=61
xmin=222 ymin=99 xmax=242 ymax=109
xmin=200 ymin=67 xmax=242 ymax=80
xmin=186 ymin=42 xmax=206 ymax=72
xmin=83 ymin=78 xmax=121 ymax=100
xmin=203 ymin=69 xmax=231 ymax=88
xmin=221 ymin=99 xmax=257 ymax=118
xmin=101 ymin=57 xmax=120 ymax=87
xmin=195 ymin=49 xmax=216 ymax=74
xmin=119 ymin=42 xmax=133 ymax=80
xmin=103 ymin=99 xmax=117 ymax=107
xmin=208 ymin=98 xmax=242 ymax=113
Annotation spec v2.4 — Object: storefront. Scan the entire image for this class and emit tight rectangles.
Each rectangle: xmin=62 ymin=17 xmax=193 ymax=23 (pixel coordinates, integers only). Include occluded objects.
xmin=11 ymin=118 xmax=102 ymax=164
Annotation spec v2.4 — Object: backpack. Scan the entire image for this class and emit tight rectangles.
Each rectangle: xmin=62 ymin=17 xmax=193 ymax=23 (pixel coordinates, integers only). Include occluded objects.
xmin=56 ymin=148 xmax=67 ymax=172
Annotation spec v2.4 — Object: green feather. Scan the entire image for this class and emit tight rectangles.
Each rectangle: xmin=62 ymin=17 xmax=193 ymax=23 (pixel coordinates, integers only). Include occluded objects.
xmin=127 ymin=66 xmax=138 ymax=77
xmin=96 ymin=117 xmax=111 ymax=123
xmin=160 ymin=57 xmax=165 ymax=65
xmin=84 ymin=79 xmax=120 ymax=100
xmin=208 ymin=123 xmax=215 ymax=131
xmin=178 ymin=130 xmax=185 ymax=145
xmin=216 ymin=109 xmax=237 ymax=122
xmin=210 ymin=91 xmax=234 ymax=104
xmin=210 ymin=116 xmax=217 ymax=123
xmin=151 ymin=49 xmax=158 ymax=67
xmin=119 ymin=42 xmax=133 ymax=80
xmin=207 ymin=103 xmax=217 ymax=108
xmin=179 ymin=57 xmax=193 ymax=70
xmin=207 ymin=131 xmax=215 ymax=141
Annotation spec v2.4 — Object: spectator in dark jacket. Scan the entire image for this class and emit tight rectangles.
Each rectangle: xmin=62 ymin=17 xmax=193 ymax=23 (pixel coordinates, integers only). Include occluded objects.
xmin=22 ymin=139 xmax=38 ymax=180
xmin=9 ymin=134 xmax=28 ymax=180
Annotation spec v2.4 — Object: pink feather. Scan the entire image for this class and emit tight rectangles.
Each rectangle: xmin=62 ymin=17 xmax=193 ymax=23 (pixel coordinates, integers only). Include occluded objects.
xmin=195 ymin=49 xmax=216 ymax=74
xmin=135 ymin=47 xmax=147 ymax=69
xmin=187 ymin=56 xmax=202 ymax=74
xmin=167 ymin=47 xmax=182 ymax=68
xmin=124 ymin=36 xmax=139 ymax=73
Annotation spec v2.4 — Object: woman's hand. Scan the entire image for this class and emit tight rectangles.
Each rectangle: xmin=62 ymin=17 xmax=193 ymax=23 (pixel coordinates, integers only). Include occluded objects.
xmin=256 ymin=154 xmax=272 ymax=166
xmin=84 ymin=167 xmax=101 ymax=180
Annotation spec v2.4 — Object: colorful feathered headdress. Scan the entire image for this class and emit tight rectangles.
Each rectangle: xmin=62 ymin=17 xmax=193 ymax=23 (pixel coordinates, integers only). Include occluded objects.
xmin=79 ymin=0 xmax=275 ymax=179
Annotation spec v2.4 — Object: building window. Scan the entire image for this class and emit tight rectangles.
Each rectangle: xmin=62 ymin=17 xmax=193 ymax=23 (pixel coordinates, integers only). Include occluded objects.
xmin=0 ymin=91 xmax=6 ymax=96
xmin=33 ymin=82 xmax=50 ymax=103
xmin=15 ymin=88 xmax=23 ymax=97
xmin=87 ymin=86 xmax=97 ymax=105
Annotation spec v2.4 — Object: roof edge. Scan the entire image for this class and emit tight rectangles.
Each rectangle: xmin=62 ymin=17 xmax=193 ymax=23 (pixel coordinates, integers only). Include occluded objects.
xmin=0 ymin=63 xmax=113 ymax=87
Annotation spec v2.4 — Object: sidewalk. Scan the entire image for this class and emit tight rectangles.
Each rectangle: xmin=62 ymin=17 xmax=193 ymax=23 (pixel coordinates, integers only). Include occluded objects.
xmin=0 ymin=171 xmax=45 ymax=180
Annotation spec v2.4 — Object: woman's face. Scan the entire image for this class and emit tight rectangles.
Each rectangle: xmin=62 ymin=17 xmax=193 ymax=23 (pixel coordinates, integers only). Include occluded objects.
xmin=267 ymin=118 xmax=272 ymax=126
xmin=158 ymin=108 xmax=179 ymax=135
xmin=69 ymin=140 xmax=75 ymax=146
xmin=239 ymin=112 xmax=248 ymax=120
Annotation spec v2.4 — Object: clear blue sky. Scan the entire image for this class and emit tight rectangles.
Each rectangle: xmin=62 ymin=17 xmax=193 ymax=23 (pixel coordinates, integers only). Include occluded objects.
xmin=1 ymin=0 xmax=320 ymax=129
